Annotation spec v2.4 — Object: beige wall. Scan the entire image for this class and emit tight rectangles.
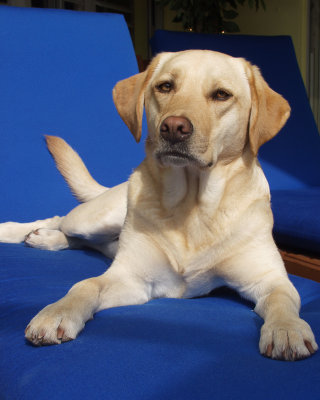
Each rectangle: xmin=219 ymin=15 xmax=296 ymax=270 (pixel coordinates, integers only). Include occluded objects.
xmin=235 ymin=0 xmax=309 ymax=84
xmin=161 ymin=0 xmax=309 ymax=84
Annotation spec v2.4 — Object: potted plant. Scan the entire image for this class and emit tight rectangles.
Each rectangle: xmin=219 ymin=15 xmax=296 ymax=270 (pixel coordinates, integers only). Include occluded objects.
xmin=156 ymin=0 xmax=266 ymax=33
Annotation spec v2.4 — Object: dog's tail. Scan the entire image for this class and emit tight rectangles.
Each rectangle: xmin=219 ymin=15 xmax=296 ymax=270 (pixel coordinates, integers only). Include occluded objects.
xmin=45 ymin=135 xmax=108 ymax=203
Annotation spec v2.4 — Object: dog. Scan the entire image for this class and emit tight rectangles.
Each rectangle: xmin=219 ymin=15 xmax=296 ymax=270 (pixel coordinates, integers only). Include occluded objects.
xmin=0 ymin=50 xmax=317 ymax=360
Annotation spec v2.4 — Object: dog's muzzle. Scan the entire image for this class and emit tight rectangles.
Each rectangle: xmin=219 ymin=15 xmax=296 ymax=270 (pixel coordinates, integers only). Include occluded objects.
xmin=155 ymin=116 xmax=212 ymax=168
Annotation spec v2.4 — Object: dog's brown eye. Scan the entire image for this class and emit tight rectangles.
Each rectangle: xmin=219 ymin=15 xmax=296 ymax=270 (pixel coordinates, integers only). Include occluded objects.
xmin=156 ymin=82 xmax=173 ymax=93
xmin=212 ymin=89 xmax=232 ymax=101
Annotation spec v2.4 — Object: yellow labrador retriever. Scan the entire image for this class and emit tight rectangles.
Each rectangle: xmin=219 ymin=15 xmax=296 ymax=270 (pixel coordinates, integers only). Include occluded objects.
xmin=0 ymin=50 xmax=317 ymax=360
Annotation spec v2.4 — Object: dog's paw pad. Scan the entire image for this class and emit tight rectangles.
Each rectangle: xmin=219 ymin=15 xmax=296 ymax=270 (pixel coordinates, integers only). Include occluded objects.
xmin=260 ymin=318 xmax=318 ymax=361
xmin=25 ymin=303 xmax=83 ymax=346
xmin=24 ymin=229 xmax=68 ymax=251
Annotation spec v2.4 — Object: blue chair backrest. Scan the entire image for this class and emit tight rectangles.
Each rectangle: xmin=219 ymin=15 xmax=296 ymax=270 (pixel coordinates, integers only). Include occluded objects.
xmin=151 ymin=30 xmax=320 ymax=190
xmin=0 ymin=6 xmax=143 ymax=221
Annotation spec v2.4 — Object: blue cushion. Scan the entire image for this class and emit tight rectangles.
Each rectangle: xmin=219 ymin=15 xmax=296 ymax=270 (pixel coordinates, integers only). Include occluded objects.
xmin=0 ymin=6 xmax=144 ymax=222
xmin=1 ymin=243 xmax=320 ymax=400
xmin=272 ymin=189 xmax=320 ymax=254
xmin=150 ymin=30 xmax=320 ymax=190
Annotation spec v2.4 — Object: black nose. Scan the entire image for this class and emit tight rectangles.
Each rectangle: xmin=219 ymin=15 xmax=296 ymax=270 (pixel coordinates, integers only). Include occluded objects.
xmin=160 ymin=116 xmax=193 ymax=144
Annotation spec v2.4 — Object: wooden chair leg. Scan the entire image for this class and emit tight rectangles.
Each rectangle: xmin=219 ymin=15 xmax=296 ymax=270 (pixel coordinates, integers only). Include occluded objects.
xmin=280 ymin=249 xmax=320 ymax=282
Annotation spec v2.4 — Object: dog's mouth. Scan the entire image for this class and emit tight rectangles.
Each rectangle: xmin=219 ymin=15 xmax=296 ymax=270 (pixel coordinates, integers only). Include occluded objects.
xmin=157 ymin=151 xmax=193 ymax=166
xmin=155 ymin=150 xmax=211 ymax=168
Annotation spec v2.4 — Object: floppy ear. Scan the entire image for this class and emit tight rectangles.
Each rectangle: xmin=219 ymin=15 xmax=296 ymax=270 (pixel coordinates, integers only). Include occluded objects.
xmin=244 ymin=61 xmax=291 ymax=155
xmin=112 ymin=54 xmax=164 ymax=143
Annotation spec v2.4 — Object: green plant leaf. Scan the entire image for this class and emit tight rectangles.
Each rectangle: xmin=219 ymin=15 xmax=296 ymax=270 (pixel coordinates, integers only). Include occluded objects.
xmin=226 ymin=0 xmax=238 ymax=9
xmin=222 ymin=9 xmax=238 ymax=19
xmin=256 ymin=0 xmax=266 ymax=11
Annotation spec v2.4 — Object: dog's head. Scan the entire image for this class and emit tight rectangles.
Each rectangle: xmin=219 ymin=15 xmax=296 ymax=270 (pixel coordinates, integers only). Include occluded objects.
xmin=113 ymin=50 xmax=290 ymax=169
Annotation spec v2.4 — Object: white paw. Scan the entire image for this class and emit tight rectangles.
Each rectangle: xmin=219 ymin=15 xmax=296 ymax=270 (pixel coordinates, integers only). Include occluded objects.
xmin=260 ymin=317 xmax=318 ymax=360
xmin=25 ymin=229 xmax=68 ymax=251
xmin=25 ymin=302 xmax=86 ymax=346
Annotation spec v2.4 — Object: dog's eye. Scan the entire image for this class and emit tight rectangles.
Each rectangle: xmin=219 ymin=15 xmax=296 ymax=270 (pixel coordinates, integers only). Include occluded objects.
xmin=212 ymin=89 xmax=232 ymax=101
xmin=156 ymin=82 xmax=173 ymax=93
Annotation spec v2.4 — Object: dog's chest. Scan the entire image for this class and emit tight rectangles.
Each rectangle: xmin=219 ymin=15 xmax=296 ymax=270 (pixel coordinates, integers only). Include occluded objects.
xmin=158 ymin=210 xmax=231 ymax=297
xmin=161 ymin=205 xmax=230 ymax=262
xmin=130 ymin=163 xmax=241 ymax=264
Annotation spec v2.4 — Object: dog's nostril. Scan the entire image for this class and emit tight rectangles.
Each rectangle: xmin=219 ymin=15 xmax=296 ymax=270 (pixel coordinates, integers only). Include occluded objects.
xmin=160 ymin=116 xmax=193 ymax=144
xmin=160 ymin=122 xmax=169 ymax=133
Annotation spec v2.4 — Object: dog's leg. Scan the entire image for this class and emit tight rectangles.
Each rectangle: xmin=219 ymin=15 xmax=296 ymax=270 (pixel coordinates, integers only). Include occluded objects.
xmin=0 ymin=216 xmax=63 ymax=244
xmin=1 ymin=182 xmax=127 ymax=256
xmin=84 ymin=239 xmax=119 ymax=259
xmin=25 ymin=232 xmax=184 ymax=346
xmin=254 ymin=278 xmax=318 ymax=360
xmin=25 ymin=269 xmax=147 ymax=346
xmin=58 ymin=182 xmax=128 ymax=258
xmin=25 ymin=230 xmax=120 ymax=256
xmin=232 ymin=246 xmax=318 ymax=361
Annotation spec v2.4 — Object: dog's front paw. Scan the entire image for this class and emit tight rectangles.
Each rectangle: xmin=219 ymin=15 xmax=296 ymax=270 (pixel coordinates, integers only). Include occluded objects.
xmin=24 ymin=229 xmax=69 ymax=251
xmin=25 ymin=302 xmax=86 ymax=346
xmin=259 ymin=317 xmax=318 ymax=361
